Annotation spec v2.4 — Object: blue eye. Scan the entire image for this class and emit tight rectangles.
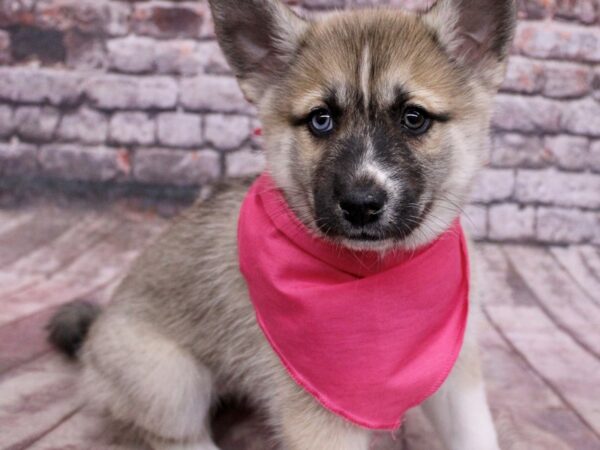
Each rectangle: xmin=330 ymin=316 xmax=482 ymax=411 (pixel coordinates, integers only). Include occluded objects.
xmin=308 ymin=109 xmax=334 ymax=136
xmin=402 ymin=106 xmax=431 ymax=135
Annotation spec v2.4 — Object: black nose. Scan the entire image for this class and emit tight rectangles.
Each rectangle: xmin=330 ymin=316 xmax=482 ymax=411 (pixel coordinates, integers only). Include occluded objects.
xmin=339 ymin=184 xmax=387 ymax=227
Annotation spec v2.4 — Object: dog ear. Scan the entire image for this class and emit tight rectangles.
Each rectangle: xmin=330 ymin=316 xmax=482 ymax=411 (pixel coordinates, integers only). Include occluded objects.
xmin=423 ymin=0 xmax=517 ymax=86
xmin=208 ymin=0 xmax=308 ymax=103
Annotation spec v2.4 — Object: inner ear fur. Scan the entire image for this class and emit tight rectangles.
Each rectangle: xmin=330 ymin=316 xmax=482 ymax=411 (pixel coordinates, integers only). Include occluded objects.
xmin=422 ymin=0 xmax=517 ymax=86
xmin=208 ymin=0 xmax=308 ymax=103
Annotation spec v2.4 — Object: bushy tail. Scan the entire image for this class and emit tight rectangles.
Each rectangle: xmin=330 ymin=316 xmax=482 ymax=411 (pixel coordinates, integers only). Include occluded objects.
xmin=47 ymin=300 xmax=101 ymax=359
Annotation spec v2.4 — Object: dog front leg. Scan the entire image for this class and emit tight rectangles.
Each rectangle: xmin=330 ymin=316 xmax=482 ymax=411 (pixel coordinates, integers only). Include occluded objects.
xmin=274 ymin=382 xmax=370 ymax=450
xmin=421 ymin=337 xmax=499 ymax=450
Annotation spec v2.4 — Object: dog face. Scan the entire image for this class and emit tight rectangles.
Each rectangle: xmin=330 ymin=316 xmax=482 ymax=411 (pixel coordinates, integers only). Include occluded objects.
xmin=210 ymin=0 xmax=516 ymax=251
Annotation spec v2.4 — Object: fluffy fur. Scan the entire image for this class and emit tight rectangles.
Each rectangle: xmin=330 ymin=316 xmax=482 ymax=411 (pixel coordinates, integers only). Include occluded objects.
xmin=49 ymin=1 xmax=516 ymax=449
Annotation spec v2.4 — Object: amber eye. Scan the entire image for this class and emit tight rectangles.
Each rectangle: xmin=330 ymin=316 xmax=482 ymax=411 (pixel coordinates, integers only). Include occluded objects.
xmin=402 ymin=106 xmax=431 ymax=135
xmin=308 ymin=108 xmax=334 ymax=136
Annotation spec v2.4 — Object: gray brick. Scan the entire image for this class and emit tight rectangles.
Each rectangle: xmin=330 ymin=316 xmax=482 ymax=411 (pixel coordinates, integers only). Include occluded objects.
xmin=0 ymin=68 xmax=82 ymax=105
xmin=131 ymin=1 xmax=206 ymax=39
xmin=317 ymin=0 xmax=428 ymax=11
xmin=543 ymin=61 xmax=592 ymax=99
xmin=199 ymin=3 xmax=215 ymax=38
xmin=0 ymin=106 xmax=14 ymax=138
xmin=107 ymin=36 xmax=156 ymax=74
xmin=491 ymin=133 xmax=548 ymax=168
xmin=492 ymin=95 xmax=561 ymax=133
xmin=0 ymin=0 xmax=35 ymax=23
xmin=595 ymin=68 xmax=600 ymax=102
xmin=64 ymin=31 xmax=108 ymax=71
xmin=196 ymin=41 xmax=230 ymax=75
xmin=399 ymin=0 xmax=434 ymax=9
xmin=537 ymin=207 xmax=595 ymax=244
xmin=180 ymin=75 xmax=253 ymax=114
xmin=15 ymin=106 xmax=61 ymax=142
xmin=133 ymin=148 xmax=220 ymax=186
xmin=514 ymin=22 xmax=600 ymax=63
xmin=518 ymin=0 xmax=553 ymax=20
xmin=470 ymin=169 xmax=515 ymax=203
xmin=555 ymin=0 xmax=597 ymax=24
xmin=117 ymin=38 xmax=230 ymax=77
xmin=545 ymin=135 xmax=589 ymax=171
xmin=594 ymin=214 xmax=600 ymax=246
xmin=107 ymin=36 xmax=226 ymax=76
xmin=57 ymin=108 xmax=108 ymax=145
xmin=205 ymin=114 xmax=250 ymax=150
xmin=304 ymin=0 xmax=344 ymax=7
xmin=591 ymin=140 xmax=600 ymax=172
xmin=39 ymin=144 xmax=127 ymax=182
xmin=345 ymin=0 xmax=375 ymax=6
xmin=0 ymin=30 xmax=10 ymax=65
xmin=0 ymin=142 xmax=38 ymax=177
xmin=462 ymin=204 xmax=487 ymax=241
xmin=500 ymin=56 xmax=544 ymax=95
xmin=226 ymin=148 xmax=266 ymax=178
xmin=85 ymin=75 xmax=178 ymax=110
xmin=489 ymin=204 xmax=536 ymax=241
xmin=516 ymin=169 xmax=600 ymax=209
xmin=155 ymin=40 xmax=203 ymax=76
xmin=157 ymin=113 xmax=203 ymax=148
xmin=110 ymin=112 xmax=155 ymax=146
xmin=560 ymin=98 xmax=600 ymax=137
xmin=35 ymin=0 xmax=131 ymax=36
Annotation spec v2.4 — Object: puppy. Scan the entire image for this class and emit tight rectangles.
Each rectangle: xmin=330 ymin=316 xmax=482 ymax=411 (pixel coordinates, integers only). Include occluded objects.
xmin=48 ymin=1 xmax=516 ymax=449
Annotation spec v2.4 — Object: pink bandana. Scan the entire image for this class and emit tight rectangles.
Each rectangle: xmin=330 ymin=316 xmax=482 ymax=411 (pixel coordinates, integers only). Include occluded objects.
xmin=237 ymin=173 xmax=469 ymax=430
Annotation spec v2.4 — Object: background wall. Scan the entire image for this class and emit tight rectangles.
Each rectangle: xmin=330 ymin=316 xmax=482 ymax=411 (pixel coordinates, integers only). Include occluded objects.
xmin=0 ymin=0 xmax=599 ymax=245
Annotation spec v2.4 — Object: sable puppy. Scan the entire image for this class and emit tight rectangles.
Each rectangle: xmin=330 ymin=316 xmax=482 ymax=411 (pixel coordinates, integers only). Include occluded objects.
xmin=49 ymin=1 xmax=516 ymax=449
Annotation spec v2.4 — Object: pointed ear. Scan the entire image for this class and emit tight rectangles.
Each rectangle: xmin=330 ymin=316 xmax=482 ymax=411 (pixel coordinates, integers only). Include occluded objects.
xmin=208 ymin=0 xmax=308 ymax=103
xmin=423 ymin=0 xmax=517 ymax=86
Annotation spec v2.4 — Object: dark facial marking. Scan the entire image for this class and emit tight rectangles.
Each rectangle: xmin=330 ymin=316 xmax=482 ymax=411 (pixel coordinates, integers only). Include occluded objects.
xmin=312 ymin=109 xmax=429 ymax=242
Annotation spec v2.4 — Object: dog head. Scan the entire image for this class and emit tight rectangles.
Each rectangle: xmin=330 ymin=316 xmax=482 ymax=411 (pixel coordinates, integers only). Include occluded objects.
xmin=209 ymin=0 xmax=516 ymax=251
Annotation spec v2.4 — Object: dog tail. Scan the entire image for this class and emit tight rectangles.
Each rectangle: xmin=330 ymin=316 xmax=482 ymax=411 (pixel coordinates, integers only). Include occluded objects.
xmin=47 ymin=300 xmax=102 ymax=359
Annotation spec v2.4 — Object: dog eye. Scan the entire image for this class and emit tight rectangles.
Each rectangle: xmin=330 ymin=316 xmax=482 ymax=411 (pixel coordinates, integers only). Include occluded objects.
xmin=402 ymin=107 xmax=431 ymax=135
xmin=308 ymin=109 xmax=334 ymax=136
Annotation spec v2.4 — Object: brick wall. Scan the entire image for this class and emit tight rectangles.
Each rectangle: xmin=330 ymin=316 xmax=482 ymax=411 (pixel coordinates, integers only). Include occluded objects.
xmin=0 ymin=0 xmax=599 ymax=245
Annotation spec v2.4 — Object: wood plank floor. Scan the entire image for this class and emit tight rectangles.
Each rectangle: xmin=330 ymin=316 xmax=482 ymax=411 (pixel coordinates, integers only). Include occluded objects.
xmin=0 ymin=205 xmax=598 ymax=450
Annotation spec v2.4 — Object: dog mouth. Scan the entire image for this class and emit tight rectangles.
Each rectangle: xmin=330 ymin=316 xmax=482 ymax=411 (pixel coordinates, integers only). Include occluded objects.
xmin=315 ymin=216 xmax=421 ymax=245
xmin=345 ymin=232 xmax=385 ymax=241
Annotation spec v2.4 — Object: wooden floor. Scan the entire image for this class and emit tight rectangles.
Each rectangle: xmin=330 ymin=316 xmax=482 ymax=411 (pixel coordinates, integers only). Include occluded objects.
xmin=0 ymin=205 xmax=598 ymax=450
